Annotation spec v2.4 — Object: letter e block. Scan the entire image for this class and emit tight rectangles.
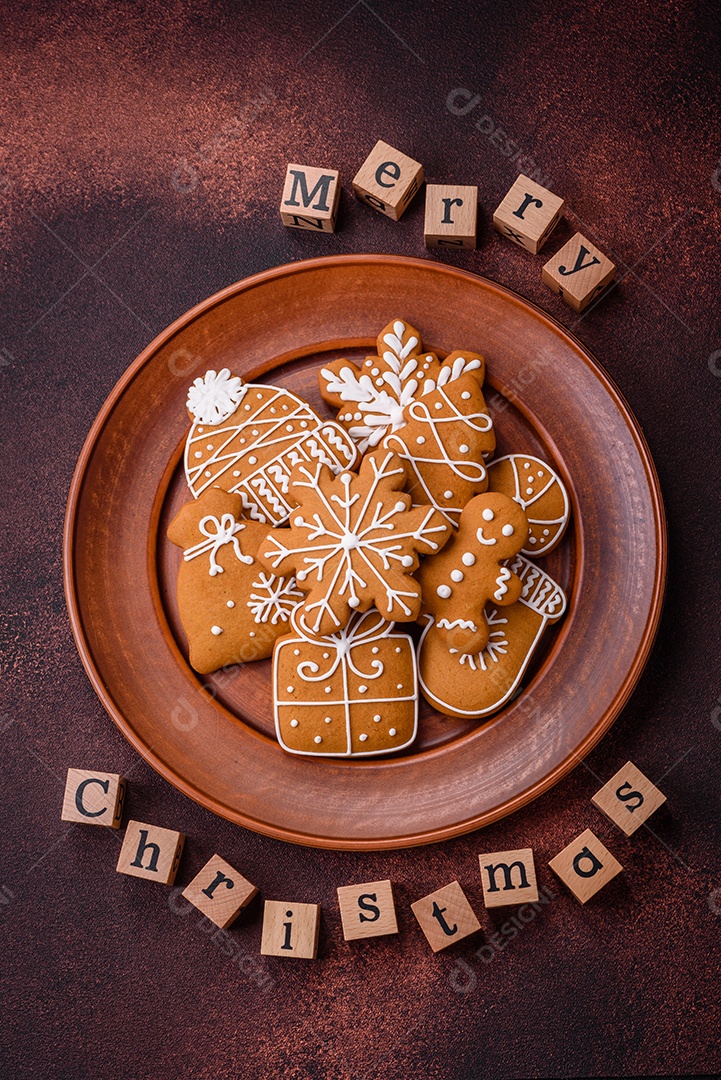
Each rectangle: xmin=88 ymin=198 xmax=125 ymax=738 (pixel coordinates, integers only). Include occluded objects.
xmin=424 ymin=184 xmax=478 ymax=249
xmin=479 ymin=848 xmax=539 ymax=908
xmin=182 ymin=854 xmax=259 ymax=929
xmin=337 ymin=879 xmax=398 ymax=941
xmin=548 ymin=828 xmax=622 ymax=904
xmin=352 ymin=139 xmax=424 ymax=221
xmin=411 ymin=880 xmax=480 ymax=952
xmin=493 ymin=175 xmax=564 ymax=253
xmin=61 ymin=768 xmax=126 ymax=828
xmin=280 ymin=163 xmax=340 ymax=233
xmin=116 ymin=820 xmax=185 ymax=885
xmin=260 ymin=900 xmax=320 ymax=959
xmin=542 ymin=232 xmax=615 ymax=312
xmin=591 ymin=761 xmax=666 ymax=836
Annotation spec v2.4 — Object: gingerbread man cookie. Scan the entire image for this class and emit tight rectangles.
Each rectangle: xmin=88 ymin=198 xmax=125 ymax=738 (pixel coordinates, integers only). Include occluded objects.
xmin=167 ymin=487 xmax=303 ymax=673
xmin=417 ymin=491 xmax=529 ymax=655
xmin=259 ymin=449 xmax=451 ymax=638
xmin=487 ymin=454 xmax=570 ymax=556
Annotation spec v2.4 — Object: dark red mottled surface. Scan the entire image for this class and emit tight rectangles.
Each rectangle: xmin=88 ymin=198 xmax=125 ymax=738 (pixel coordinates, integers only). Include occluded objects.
xmin=2 ymin=3 xmax=720 ymax=1078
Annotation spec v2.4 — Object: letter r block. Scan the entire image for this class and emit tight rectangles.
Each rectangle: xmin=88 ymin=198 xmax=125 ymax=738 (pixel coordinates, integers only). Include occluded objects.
xmin=182 ymin=854 xmax=259 ymax=928
xmin=548 ymin=828 xmax=622 ymax=903
xmin=493 ymin=174 xmax=564 ymax=253
xmin=280 ymin=163 xmax=340 ymax=232
xmin=478 ymin=848 xmax=539 ymax=908
xmin=542 ymin=232 xmax=615 ymax=311
xmin=337 ymin=879 xmax=398 ymax=941
xmin=411 ymin=881 xmax=480 ymax=952
xmin=61 ymin=768 xmax=126 ymax=828
xmin=424 ymin=184 xmax=478 ymax=249
xmin=592 ymin=761 xmax=666 ymax=836
xmin=352 ymin=139 xmax=424 ymax=221
xmin=116 ymin=820 xmax=185 ymax=885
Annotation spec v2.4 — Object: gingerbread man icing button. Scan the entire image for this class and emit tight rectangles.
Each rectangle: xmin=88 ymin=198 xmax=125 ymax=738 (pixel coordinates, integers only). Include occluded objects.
xmin=418 ymin=492 xmax=529 ymax=655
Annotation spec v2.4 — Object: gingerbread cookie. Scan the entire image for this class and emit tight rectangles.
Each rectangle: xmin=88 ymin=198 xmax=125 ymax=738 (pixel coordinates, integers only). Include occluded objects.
xmin=487 ymin=454 xmax=570 ymax=556
xmin=273 ymin=608 xmax=417 ymax=757
xmin=167 ymin=487 xmax=303 ymax=674
xmin=184 ymin=368 xmax=358 ymax=525
xmin=418 ymin=555 xmax=567 ymax=718
xmin=259 ymin=449 xmax=451 ymax=637
xmin=417 ymin=492 xmax=529 ymax=655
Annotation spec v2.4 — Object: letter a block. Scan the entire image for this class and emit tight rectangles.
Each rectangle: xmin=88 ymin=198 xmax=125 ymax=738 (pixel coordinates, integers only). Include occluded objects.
xmin=280 ymin=163 xmax=340 ymax=232
xmin=542 ymin=232 xmax=615 ymax=312
xmin=592 ymin=761 xmax=667 ymax=836
xmin=411 ymin=881 xmax=480 ymax=952
xmin=479 ymin=848 xmax=539 ymax=908
xmin=61 ymin=768 xmax=126 ymax=828
xmin=493 ymin=174 xmax=564 ymax=253
xmin=182 ymin=854 xmax=259 ymax=929
xmin=337 ymin=879 xmax=398 ymax=941
xmin=260 ymin=900 xmax=321 ymax=959
xmin=424 ymin=184 xmax=478 ymax=248
xmin=116 ymin=820 xmax=185 ymax=885
xmin=548 ymin=829 xmax=622 ymax=904
xmin=352 ymin=139 xmax=424 ymax=221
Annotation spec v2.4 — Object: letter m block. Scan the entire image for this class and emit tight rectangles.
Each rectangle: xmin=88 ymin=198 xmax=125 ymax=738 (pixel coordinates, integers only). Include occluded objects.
xmin=280 ymin=164 xmax=340 ymax=232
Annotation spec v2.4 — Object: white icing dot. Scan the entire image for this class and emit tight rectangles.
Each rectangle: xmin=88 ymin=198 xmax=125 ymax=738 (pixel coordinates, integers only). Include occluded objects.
xmin=376 ymin=379 xmax=384 ymax=387
xmin=293 ymin=648 xmax=300 ymax=656
xmin=204 ymin=470 xmax=212 ymax=477
xmin=290 ymin=719 xmax=299 ymax=728
xmin=371 ymin=368 xmax=380 ymax=376
xmin=443 ymin=490 xmax=453 ymax=499
xmin=206 ymin=444 xmax=214 ymax=450
xmin=373 ymin=714 xmax=381 ymax=722
xmin=359 ymin=733 xmax=368 ymax=742
xmin=353 ymin=412 xmax=362 ymax=421
xmin=393 ymin=501 xmax=404 ymax=513
xmin=482 ymin=508 xmax=495 ymax=521
xmin=194 ymin=451 xmax=202 ymax=459
xmin=358 ymin=685 xmax=368 ymax=693
xmin=294 ymin=517 xmax=304 ymax=526
xmin=348 ymin=597 xmax=361 ymax=608
xmin=502 ymin=524 xmax=515 ymax=536
xmin=249 ymin=631 xmax=256 ymax=637
xmin=523 ymin=462 xmax=531 ymax=469
xmin=297 ymin=570 xmax=307 ymax=582
xmin=211 ymin=625 xmax=223 ymax=636
xmin=286 ymin=424 xmax=294 ymax=432
xmin=226 ymin=600 xmax=235 ymax=608
xmin=282 ymin=404 xmax=288 ymax=410
xmin=435 ymin=402 xmax=443 ymax=410
xmin=244 ymin=404 xmax=251 ymax=410
xmin=389 ymin=728 xmax=397 ymax=736
xmin=529 ymin=536 xmax=537 ymax=544
xmin=461 ymin=391 xmax=471 ymax=400
xmin=543 ymin=528 xmax=550 ymax=536
xmin=526 ymin=487 xmax=533 ymax=495
xmin=286 ymin=685 xmax=294 ymax=693
xmin=248 ymin=456 xmax=258 ymax=465
xmin=437 ymin=585 xmax=452 ymax=598
xmin=416 ymin=436 xmax=425 ymax=445
xmin=396 ymin=684 xmax=403 ymax=690
xmin=323 ymin=652 xmax=330 ymax=659
xmin=395 ymin=646 xmax=401 ymax=653
xmin=270 ymin=407 xmax=276 ymax=414
xmin=459 ymin=444 xmax=469 ymax=453
xmin=239 ymin=438 xmax=245 ymax=445
xmin=372 ymin=647 xmax=379 ymax=654
xmin=324 ymin=716 xmax=332 ymax=724
xmin=450 ymin=569 xmax=464 ymax=582
xmin=527 ymin=475 xmax=534 ymax=483
xmin=232 ymin=470 xmax=240 ymax=477
xmin=314 ymin=735 xmax=322 ymax=744
xmin=300 ymin=421 xmax=308 ymax=428
xmin=401 ymin=555 xmax=414 ymax=567
xmin=325 ymin=686 xmax=332 ymax=693
xmin=537 ymin=470 xmax=544 ymax=477
xmin=198 ymin=427 xmax=204 ymax=433
xmin=462 ymin=552 xmax=476 ymax=566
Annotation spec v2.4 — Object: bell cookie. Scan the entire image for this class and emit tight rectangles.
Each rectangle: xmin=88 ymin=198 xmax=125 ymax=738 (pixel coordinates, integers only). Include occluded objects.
xmin=418 ymin=555 xmax=567 ymax=719
xmin=487 ymin=454 xmax=570 ymax=556
xmin=184 ymin=368 xmax=358 ymax=525
xmin=273 ymin=609 xmax=417 ymax=757
xmin=259 ymin=449 xmax=451 ymax=638
xmin=417 ymin=492 xmax=529 ymax=655
xmin=167 ymin=487 xmax=303 ymax=674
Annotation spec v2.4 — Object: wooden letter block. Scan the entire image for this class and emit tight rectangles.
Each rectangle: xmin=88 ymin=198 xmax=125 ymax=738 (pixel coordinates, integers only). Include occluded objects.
xmin=542 ymin=232 xmax=615 ymax=311
xmin=260 ymin=900 xmax=320 ymax=959
xmin=493 ymin=174 xmax=564 ymax=253
xmin=61 ymin=768 xmax=126 ymax=828
xmin=424 ymin=184 xmax=478 ymax=248
xmin=478 ymin=848 xmax=539 ymax=908
xmin=352 ymin=139 xmax=424 ymax=221
xmin=548 ymin=828 xmax=622 ymax=904
xmin=116 ymin=820 xmax=185 ymax=885
xmin=280 ymin=163 xmax=340 ymax=233
xmin=337 ymin=879 xmax=398 ymax=941
xmin=182 ymin=854 xmax=259 ymax=929
xmin=592 ymin=761 xmax=666 ymax=836
xmin=411 ymin=881 xmax=480 ymax=952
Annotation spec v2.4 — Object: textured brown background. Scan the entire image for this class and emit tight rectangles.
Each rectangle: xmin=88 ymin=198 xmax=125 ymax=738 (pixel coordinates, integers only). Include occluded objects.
xmin=2 ymin=2 xmax=720 ymax=1078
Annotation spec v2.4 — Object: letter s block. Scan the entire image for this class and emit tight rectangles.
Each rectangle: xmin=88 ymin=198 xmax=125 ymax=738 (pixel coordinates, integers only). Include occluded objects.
xmin=592 ymin=761 xmax=666 ymax=836
xmin=280 ymin=163 xmax=340 ymax=232
xmin=116 ymin=820 xmax=185 ymax=885
xmin=493 ymin=174 xmax=564 ymax=253
xmin=61 ymin=768 xmax=126 ymax=828
xmin=411 ymin=880 xmax=480 ymax=952
xmin=542 ymin=232 xmax=615 ymax=311
xmin=337 ymin=879 xmax=398 ymax=941
xmin=548 ymin=828 xmax=622 ymax=903
xmin=352 ymin=139 xmax=424 ymax=221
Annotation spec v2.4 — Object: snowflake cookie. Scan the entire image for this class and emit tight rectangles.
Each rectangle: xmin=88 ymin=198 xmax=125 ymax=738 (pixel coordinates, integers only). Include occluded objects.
xmin=184 ymin=369 xmax=358 ymax=526
xmin=167 ymin=487 xmax=303 ymax=673
xmin=259 ymin=449 xmax=452 ymax=638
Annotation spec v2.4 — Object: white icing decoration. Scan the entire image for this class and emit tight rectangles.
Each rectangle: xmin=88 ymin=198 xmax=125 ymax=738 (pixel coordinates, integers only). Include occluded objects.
xmin=450 ymin=569 xmax=464 ymax=582
xmin=437 ymin=584 xmax=452 ymax=599
xmin=443 ymin=490 xmax=453 ymax=499
xmin=494 ymin=566 xmax=511 ymax=602
xmin=459 ymin=444 xmax=469 ymax=453
xmin=476 ymin=527 xmax=496 ymax=546
xmin=247 ymin=572 xmax=303 ymax=625
xmin=502 ymin=524 xmax=515 ymax=536
xmin=187 ymin=369 xmax=245 ymax=425
xmin=314 ymin=736 xmax=322 ymax=744
xmin=359 ymin=733 xmax=368 ymax=741
xmin=437 ymin=618 xmax=477 ymax=631
xmin=373 ymin=714 xmax=381 ymax=722
xmin=461 ymin=552 xmax=476 ymax=566
xmin=389 ymin=728 xmax=397 ymax=736
xmin=183 ymin=514 xmax=253 ymax=576
xmin=482 ymin=508 xmax=494 ymax=521
xmin=211 ymin=625 xmax=223 ymax=636
xmin=226 ymin=600 xmax=235 ymax=608
xmin=488 ymin=454 xmax=570 ymax=556
xmin=290 ymin=719 xmax=299 ymax=727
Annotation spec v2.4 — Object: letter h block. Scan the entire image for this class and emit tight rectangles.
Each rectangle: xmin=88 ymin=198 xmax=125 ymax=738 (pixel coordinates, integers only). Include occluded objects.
xmin=280 ymin=163 xmax=340 ymax=233
xmin=116 ymin=820 xmax=185 ymax=885
xmin=548 ymin=828 xmax=622 ymax=903
xmin=479 ymin=848 xmax=539 ymax=908
xmin=493 ymin=174 xmax=564 ymax=253
xmin=352 ymin=139 xmax=424 ymax=221
xmin=411 ymin=880 xmax=480 ymax=952
xmin=542 ymin=232 xmax=616 ymax=312
xmin=61 ymin=768 xmax=126 ymax=828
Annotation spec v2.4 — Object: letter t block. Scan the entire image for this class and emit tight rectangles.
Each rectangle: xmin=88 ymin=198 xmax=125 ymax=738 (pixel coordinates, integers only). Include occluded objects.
xmin=411 ymin=880 xmax=480 ymax=952
xmin=353 ymin=139 xmax=424 ymax=220
xmin=280 ymin=163 xmax=340 ymax=233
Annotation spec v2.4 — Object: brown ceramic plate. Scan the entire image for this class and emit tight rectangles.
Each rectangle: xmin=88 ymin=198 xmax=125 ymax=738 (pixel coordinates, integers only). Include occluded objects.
xmin=64 ymin=254 xmax=666 ymax=850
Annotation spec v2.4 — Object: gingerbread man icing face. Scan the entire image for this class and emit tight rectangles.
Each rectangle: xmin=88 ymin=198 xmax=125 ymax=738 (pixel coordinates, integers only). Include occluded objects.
xmin=418 ymin=492 xmax=529 ymax=655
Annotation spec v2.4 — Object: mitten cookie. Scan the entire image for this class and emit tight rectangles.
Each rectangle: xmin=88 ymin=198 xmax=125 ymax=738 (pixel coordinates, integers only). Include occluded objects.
xmin=259 ymin=449 xmax=451 ymax=637
xmin=418 ymin=556 xmax=567 ymax=719
xmin=487 ymin=454 xmax=570 ymax=556
xmin=167 ymin=488 xmax=303 ymax=674
xmin=273 ymin=609 xmax=417 ymax=757
xmin=417 ymin=492 xmax=529 ymax=655
xmin=184 ymin=368 xmax=358 ymax=524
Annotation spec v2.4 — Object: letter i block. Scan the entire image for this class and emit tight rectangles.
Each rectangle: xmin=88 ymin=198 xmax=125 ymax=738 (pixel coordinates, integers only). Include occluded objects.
xmin=116 ymin=820 xmax=185 ymax=885
xmin=280 ymin=163 xmax=340 ymax=232
xmin=61 ymin=768 xmax=126 ymax=828
xmin=411 ymin=880 xmax=480 ymax=952
xmin=260 ymin=900 xmax=321 ymax=959
xmin=592 ymin=761 xmax=666 ymax=836
xmin=548 ymin=828 xmax=622 ymax=904
xmin=352 ymin=139 xmax=424 ymax=221
xmin=479 ymin=848 xmax=539 ymax=908
xmin=182 ymin=854 xmax=259 ymax=929
xmin=493 ymin=174 xmax=564 ymax=253
xmin=424 ymin=184 xmax=478 ymax=249
xmin=337 ymin=879 xmax=398 ymax=941
xmin=542 ymin=232 xmax=616 ymax=312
